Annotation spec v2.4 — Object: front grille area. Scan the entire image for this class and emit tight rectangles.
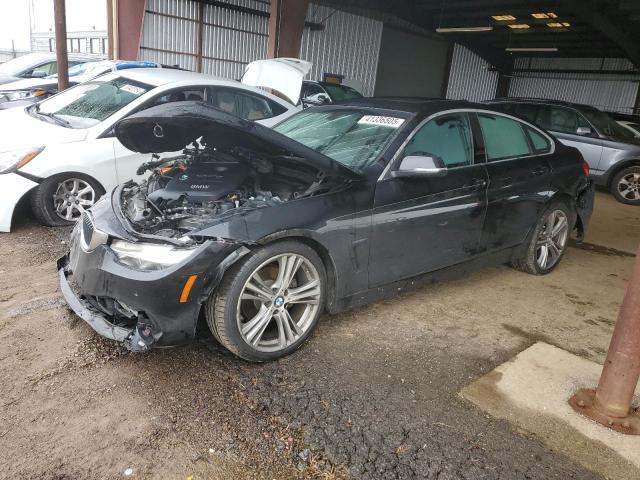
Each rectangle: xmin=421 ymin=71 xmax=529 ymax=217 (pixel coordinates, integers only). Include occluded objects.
xmin=85 ymin=295 xmax=139 ymax=328
xmin=79 ymin=212 xmax=108 ymax=251
xmin=81 ymin=212 xmax=95 ymax=248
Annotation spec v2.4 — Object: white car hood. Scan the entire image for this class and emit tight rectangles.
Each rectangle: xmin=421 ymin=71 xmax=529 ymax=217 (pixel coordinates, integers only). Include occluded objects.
xmin=0 ymin=77 xmax=48 ymax=92
xmin=0 ymin=107 xmax=87 ymax=152
xmin=241 ymin=58 xmax=311 ymax=105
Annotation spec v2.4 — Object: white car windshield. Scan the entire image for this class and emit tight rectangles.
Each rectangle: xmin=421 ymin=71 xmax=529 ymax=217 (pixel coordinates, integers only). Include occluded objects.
xmin=32 ymin=75 xmax=152 ymax=128
xmin=46 ymin=61 xmax=106 ymax=79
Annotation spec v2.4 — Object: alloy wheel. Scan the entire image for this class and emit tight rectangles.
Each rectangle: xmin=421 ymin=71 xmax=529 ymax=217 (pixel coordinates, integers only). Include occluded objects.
xmin=617 ymin=172 xmax=640 ymax=201
xmin=236 ymin=253 xmax=321 ymax=353
xmin=536 ymin=209 xmax=569 ymax=270
xmin=52 ymin=178 xmax=96 ymax=221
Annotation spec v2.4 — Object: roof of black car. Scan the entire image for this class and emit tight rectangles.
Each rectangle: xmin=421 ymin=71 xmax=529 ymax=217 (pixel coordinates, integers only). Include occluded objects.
xmin=336 ymin=97 xmax=481 ymax=115
xmin=489 ymin=97 xmax=594 ymax=110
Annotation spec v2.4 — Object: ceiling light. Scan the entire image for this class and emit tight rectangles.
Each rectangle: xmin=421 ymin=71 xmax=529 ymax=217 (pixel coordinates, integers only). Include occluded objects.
xmin=508 ymin=24 xmax=531 ymax=29
xmin=562 ymin=22 xmax=570 ymax=27
xmin=435 ymin=26 xmax=494 ymax=33
xmin=548 ymin=22 xmax=563 ymax=27
xmin=506 ymin=47 xmax=559 ymax=52
xmin=492 ymin=15 xmax=516 ymax=21
xmin=532 ymin=12 xmax=558 ymax=19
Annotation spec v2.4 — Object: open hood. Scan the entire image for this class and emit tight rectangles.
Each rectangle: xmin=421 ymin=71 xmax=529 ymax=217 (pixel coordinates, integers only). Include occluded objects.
xmin=114 ymin=101 xmax=361 ymax=180
xmin=241 ymin=58 xmax=311 ymax=105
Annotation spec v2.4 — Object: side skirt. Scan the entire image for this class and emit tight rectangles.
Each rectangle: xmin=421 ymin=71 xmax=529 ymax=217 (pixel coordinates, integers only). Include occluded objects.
xmin=329 ymin=247 xmax=516 ymax=314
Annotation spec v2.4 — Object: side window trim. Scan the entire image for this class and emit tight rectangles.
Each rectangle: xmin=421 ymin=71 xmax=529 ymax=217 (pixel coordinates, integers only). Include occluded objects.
xmin=378 ymin=108 xmax=555 ymax=182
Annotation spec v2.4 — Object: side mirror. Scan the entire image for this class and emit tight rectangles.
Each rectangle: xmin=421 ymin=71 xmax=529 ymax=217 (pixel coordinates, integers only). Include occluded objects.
xmin=391 ymin=154 xmax=447 ymax=178
xmin=576 ymin=126 xmax=592 ymax=136
xmin=29 ymin=71 xmax=47 ymax=79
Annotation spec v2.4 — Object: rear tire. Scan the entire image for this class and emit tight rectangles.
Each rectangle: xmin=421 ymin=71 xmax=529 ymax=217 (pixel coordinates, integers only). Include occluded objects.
xmin=511 ymin=201 xmax=573 ymax=275
xmin=31 ymin=173 xmax=104 ymax=227
xmin=206 ymin=240 xmax=326 ymax=362
xmin=611 ymin=166 xmax=640 ymax=205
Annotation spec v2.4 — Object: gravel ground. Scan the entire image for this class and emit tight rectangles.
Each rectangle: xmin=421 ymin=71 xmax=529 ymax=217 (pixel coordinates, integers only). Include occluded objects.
xmin=1 ymin=191 xmax=638 ymax=479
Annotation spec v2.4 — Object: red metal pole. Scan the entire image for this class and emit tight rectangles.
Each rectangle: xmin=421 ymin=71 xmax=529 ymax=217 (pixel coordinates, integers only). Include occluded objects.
xmin=569 ymin=244 xmax=640 ymax=434
xmin=54 ymin=0 xmax=69 ymax=92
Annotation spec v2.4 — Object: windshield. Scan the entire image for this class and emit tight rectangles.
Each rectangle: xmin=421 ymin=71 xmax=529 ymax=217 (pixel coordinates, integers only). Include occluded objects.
xmin=33 ymin=75 xmax=152 ymax=128
xmin=322 ymin=84 xmax=363 ymax=102
xmin=274 ymin=109 xmax=405 ymax=169
xmin=0 ymin=55 xmax=45 ymax=75
xmin=46 ymin=61 xmax=105 ymax=79
xmin=582 ymin=108 xmax=636 ymax=140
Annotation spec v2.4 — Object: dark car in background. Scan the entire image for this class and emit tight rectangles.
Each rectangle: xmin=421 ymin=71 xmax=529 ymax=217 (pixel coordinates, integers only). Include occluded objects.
xmin=487 ymin=98 xmax=640 ymax=205
xmin=301 ymin=80 xmax=362 ymax=106
xmin=59 ymin=99 xmax=593 ymax=362
xmin=0 ymin=52 xmax=94 ymax=85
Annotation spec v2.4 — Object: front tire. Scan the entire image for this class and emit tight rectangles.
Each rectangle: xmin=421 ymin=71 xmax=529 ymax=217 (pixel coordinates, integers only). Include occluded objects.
xmin=206 ymin=240 xmax=326 ymax=362
xmin=511 ymin=202 xmax=573 ymax=275
xmin=31 ymin=173 xmax=104 ymax=227
xmin=611 ymin=166 xmax=640 ymax=205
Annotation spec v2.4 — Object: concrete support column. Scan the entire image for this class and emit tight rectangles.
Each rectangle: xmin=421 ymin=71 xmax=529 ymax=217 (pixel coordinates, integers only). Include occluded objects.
xmin=107 ymin=0 xmax=146 ymax=60
xmin=267 ymin=0 xmax=310 ymax=58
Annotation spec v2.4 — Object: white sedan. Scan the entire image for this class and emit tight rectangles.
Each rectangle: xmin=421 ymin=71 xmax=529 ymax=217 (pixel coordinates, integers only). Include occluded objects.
xmin=0 ymin=58 xmax=310 ymax=231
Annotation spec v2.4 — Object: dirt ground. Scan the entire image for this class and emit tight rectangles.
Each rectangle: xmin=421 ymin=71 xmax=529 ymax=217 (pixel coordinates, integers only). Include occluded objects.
xmin=1 ymin=190 xmax=638 ymax=480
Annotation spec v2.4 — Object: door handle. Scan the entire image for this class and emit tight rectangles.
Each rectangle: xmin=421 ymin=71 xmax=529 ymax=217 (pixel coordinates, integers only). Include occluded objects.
xmin=532 ymin=166 xmax=549 ymax=176
xmin=462 ymin=179 xmax=487 ymax=192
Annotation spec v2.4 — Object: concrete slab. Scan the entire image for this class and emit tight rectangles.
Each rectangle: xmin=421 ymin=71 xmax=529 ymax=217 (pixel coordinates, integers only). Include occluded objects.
xmin=461 ymin=342 xmax=640 ymax=480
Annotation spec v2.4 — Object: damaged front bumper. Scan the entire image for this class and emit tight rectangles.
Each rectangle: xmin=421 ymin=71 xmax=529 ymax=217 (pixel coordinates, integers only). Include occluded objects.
xmin=57 ymin=220 xmax=247 ymax=351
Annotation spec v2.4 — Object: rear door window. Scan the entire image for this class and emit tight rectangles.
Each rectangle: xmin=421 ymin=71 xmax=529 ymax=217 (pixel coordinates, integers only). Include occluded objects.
xmin=403 ymin=113 xmax=474 ymax=168
xmin=542 ymin=106 xmax=590 ymax=134
xmin=478 ymin=113 xmax=532 ymax=161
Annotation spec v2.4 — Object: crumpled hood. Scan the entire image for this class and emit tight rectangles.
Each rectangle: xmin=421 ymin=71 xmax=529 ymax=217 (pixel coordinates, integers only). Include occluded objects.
xmin=0 ymin=106 xmax=88 ymax=152
xmin=114 ymin=101 xmax=362 ymax=180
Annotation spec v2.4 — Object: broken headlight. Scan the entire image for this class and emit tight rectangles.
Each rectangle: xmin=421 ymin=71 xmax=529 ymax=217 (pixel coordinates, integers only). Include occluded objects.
xmin=110 ymin=240 xmax=198 ymax=271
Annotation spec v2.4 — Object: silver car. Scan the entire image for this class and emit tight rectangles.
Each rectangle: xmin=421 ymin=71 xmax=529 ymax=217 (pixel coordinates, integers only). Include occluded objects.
xmin=488 ymin=99 xmax=640 ymax=205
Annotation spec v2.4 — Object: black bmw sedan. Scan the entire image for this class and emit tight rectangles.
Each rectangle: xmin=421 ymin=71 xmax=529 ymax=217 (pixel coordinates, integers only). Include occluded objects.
xmin=58 ymin=99 xmax=594 ymax=361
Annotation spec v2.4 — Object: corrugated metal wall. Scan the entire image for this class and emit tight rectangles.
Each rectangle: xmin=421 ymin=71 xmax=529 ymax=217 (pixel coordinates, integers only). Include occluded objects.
xmin=139 ymin=1 xmax=383 ymax=93
xmin=445 ymin=44 xmax=498 ymax=102
xmin=300 ymin=4 xmax=383 ymax=96
xmin=509 ymin=57 xmax=640 ymax=114
xmin=139 ymin=0 xmax=269 ymax=77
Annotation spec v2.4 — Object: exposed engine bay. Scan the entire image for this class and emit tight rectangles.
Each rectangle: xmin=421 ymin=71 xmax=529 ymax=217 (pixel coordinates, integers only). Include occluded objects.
xmin=121 ymin=143 xmax=344 ymax=238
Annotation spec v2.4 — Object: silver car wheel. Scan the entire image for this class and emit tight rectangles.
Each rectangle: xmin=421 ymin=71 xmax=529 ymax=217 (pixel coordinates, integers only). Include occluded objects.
xmin=536 ymin=209 xmax=569 ymax=270
xmin=236 ymin=253 xmax=321 ymax=353
xmin=617 ymin=172 xmax=640 ymax=201
xmin=52 ymin=178 xmax=96 ymax=221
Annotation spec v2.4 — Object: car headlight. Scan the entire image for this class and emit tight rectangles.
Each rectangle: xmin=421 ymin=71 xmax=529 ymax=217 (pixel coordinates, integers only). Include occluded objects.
xmin=0 ymin=90 xmax=36 ymax=102
xmin=110 ymin=240 xmax=199 ymax=271
xmin=0 ymin=147 xmax=44 ymax=174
